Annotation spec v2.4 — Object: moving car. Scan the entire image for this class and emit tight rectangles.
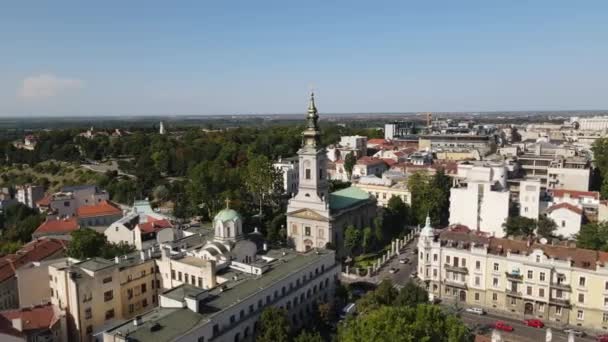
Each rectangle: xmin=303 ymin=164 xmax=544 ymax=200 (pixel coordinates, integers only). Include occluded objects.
xmin=399 ymin=258 xmax=409 ymax=264
xmin=389 ymin=267 xmax=398 ymax=274
xmin=409 ymin=272 xmax=418 ymax=278
xmin=465 ymin=307 xmax=485 ymax=315
xmin=494 ymin=321 xmax=514 ymax=332
xmin=524 ymin=319 xmax=544 ymax=328
xmin=563 ymin=328 xmax=584 ymax=337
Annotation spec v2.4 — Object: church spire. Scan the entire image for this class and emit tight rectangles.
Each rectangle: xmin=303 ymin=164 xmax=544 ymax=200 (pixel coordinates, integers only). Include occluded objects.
xmin=302 ymin=92 xmax=321 ymax=147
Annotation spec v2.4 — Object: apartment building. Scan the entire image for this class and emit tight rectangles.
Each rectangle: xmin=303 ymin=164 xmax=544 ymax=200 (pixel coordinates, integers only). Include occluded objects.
xmin=103 ymin=248 xmax=338 ymax=342
xmin=354 ymin=173 xmax=410 ymax=206
xmin=48 ymin=250 xmax=161 ymax=342
xmin=418 ymin=223 xmax=608 ymax=333
xmin=273 ymin=156 xmax=299 ymax=196
xmin=16 ymin=185 xmax=44 ymax=209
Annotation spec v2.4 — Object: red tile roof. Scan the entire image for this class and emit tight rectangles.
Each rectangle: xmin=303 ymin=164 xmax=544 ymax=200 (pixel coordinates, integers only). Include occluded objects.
xmin=0 ymin=304 xmax=59 ymax=333
xmin=33 ymin=218 xmax=79 ymax=236
xmin=36 ymin=194 xmax=52 ymax=207
xmin=0 ymin=238 xmax=67 ymax=283
xmin=138 ymin=218 xmax=173 ymax=234
xmin=547 ymin=202 xmax=583 ymax=215
xmin=76 ymin=200 xmax=122 ymax=218
xmin=356 ymin=157 xmax=387 ymax=166
xmin=380 ymin=158 xmax=397 ymax=166
xmin=367 ymin=138 xmax=389 ymax=145
xmin=550 ymin=189 xmax=599 ymax=201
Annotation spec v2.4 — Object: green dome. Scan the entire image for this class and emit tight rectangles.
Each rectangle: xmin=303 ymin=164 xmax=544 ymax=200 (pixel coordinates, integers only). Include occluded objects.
xmin=214 ymin=208 xmax=241 ymax=222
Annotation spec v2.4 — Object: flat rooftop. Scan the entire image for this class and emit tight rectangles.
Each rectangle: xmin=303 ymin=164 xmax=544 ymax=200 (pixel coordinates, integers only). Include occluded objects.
xmin=106 ymin=249 xmax=334 ymax=341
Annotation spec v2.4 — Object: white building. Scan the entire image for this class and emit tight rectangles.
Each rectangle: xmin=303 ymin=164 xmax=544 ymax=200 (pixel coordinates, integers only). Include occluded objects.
xmin=15 ymin=184 xmax=44 ymax=209
xmin=450 ymin=180 xmax=510 ymax=237
xmin=570 ymin=116 xmax=608 ymax=131
xmin=546 ymin=203 xmax=583 ymax=238
xmin=273 ymin=156 xmax=299 ymax=196
xmin=519 ymin=179 xmax=541 ymax=220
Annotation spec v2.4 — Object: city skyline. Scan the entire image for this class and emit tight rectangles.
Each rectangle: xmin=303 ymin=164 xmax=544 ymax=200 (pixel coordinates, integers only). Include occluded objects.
xmin=1 ymin=1 xmax=608 ymax=116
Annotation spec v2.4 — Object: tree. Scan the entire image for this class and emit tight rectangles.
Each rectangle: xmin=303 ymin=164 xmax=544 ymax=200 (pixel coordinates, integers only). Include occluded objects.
xmin=317 ymin=302 xmax=336 ymax=329
xmin=394 ymin=282 xmax=429 ymax=307
xmin=576 ymin=222 xmax=608 ymax=251
xmin=361 ymin=227 xmax=374 ymax=253
xmin=356 ymin=279 xmax=398 ymax=314
xmin=384 ymin=196 xmax=410 ymax=238
xmin=344 ymin=225 xmax=361 ymax=256
xmin=344 ymin=152 xmax=356 ymax=180
xmin=592 ymin=137 xmax=608 ymax=176
xmin=152 ymin=185 xmax=169 ymax=202
xmin=67 ymin=229 xmax=108 ymax=259
xmin=407 ymin=171 xmax=450 ymax=226
xmin=293 ymin=330 xmax=323 ymax=342
xmin=338 ymin=305 xmax=472 ymax=342
xmin=255 ymin=307 xmax=291 ymax=342
xmin=536 ymin=215 xmax=557 ymax=239
xmin=502 ymin=216 xmax=536 ymax=237
xmin=244 ymin=155 xmax=281 ymax=215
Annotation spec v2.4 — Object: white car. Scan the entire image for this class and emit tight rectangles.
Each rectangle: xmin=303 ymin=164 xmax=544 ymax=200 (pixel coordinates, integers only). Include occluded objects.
xmin=389 ymin=268 xmax=398 ymax=274
xmin=563 ymin=329 xmax=585 ymax=337
xmin=465 ymin=307 xmax=485 ymax=315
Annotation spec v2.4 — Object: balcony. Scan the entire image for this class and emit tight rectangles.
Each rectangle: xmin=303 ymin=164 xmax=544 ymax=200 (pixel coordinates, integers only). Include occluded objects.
xmin=549 ymin=297 xmax=571 ymax=307
xmin=443 ymin=279 xmax=468 ymax=290
xmin=506 ymin=289 xmax=522 ymax=298
xmin=505 ymin=272 xmax=523 ymax=282
xmin=444 ymin=264 xmax=469 ymax=274
xmin=550 ymin=282 xmax=572 ymax=292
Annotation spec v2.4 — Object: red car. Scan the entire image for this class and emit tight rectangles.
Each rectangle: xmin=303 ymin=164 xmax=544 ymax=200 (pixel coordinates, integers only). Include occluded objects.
xmin=597 ymin=334 xmax=608 ymax=342
xmin=494 ymin=321 xmax=514 ymax=332
xmin=524 ymin=319 xmax=544 ymax=328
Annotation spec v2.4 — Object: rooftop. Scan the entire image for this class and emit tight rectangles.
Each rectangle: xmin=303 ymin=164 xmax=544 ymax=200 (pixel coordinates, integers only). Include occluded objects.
xmin=329 ymin=186 xmax=372 ymax=211
xmin=107 ymin=249 xmax=334 ymax=341
xmin=550 ymin=189 xmax=600 ymax=200
xmin=33 ymin=218 xmax=79 ymax=236
xmin=0 ymin=238 xmax=67 ymax=283
xmin=0 ymin=303 xmax=60 ymax=333
xmin=546 ymin=202 xmax=583 ymax=215
xmin=76 ymin=200 xmax=122 ymax=218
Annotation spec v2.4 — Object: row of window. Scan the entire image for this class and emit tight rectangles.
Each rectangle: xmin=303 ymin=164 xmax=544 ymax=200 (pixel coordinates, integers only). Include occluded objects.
xmin=171 ymin=270 xmax=204 ymax=288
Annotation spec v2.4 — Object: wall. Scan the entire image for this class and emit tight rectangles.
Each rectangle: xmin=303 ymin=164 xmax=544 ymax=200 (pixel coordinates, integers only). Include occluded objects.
xmin=549 ymin=208 xmax=582 ymax=238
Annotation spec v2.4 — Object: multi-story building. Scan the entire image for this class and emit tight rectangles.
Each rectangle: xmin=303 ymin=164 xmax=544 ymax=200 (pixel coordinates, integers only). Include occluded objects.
xmin=48 ymin=250 xmax=161 ymax=342
xmin=519 ymin=179 xmax=541 ymax=220
xmin=570 ymin=116 xmax=608 ymax=131
xmin=15 ymin=185 xmax=44 ymax=209
xmin=334 ymin=157 xmax=388 ymax=181
xmin=0 ymin=238 xmax=67 ymax=310
xmin=354 ymin=173 xmax=410 ymax=206
xmin=517 ymin=148 xmax=590 ymax=191
xmin=76 ymin=201 xmax=123 ymax=229
xmin=273 ymin=156 xmax=299 ymax=196
xmin=60 ymin=185 xmax=110 ymax=208
xmin=0 ymin=303 xmax=67 ymax=342
xmin=103 ymin=248 xmax=338 ymax=342
xmin=105 ymin=210 xmax=174 ymax=251
xmin=449 ymin=163 xmax=510 ymax=237
xmin=418 ymin=224 xmax=608 ymax=333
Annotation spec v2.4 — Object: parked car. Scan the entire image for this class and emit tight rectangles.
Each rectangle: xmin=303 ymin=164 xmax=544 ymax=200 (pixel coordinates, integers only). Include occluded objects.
xmin=399 ymin=258 xmax=409 ymax=264
xmin=410 ymin=272 xmax=418 ymax=278
xmin=389 ymin=268 xmax=398 ymax=274
xmin=524 ymin=319 xmax=544 ymax=328
xmin=597 ymin=334 xmax=608 ymax=342
xmin=563 ymin=328 xmax=584 ymax=337
xmin=494 ymin=321 xmax=514 ymax=332
xmin=465 ymin=307 xmax=485 ymax=315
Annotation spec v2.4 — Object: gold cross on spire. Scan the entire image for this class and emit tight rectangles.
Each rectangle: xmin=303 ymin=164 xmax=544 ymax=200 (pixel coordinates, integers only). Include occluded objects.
xmin=225 ymin=198 xmax=231 ymax=209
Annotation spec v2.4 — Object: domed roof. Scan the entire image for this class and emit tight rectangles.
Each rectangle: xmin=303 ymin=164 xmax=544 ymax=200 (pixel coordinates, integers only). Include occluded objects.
xmin=214 ymin=208 xmax=241 ymax=222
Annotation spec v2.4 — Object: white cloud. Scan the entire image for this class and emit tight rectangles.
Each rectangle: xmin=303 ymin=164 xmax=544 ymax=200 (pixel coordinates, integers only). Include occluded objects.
xmin=18 ymin=74 xmax=84 ymax=99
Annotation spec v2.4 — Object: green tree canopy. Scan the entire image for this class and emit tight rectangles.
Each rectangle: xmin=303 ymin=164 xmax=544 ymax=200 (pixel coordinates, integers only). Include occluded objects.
xmin=293 ymin=330 xmax=324 ymax=342
xmin=344 ymin=152 xmax=357 ymax=180
xmin=407 ymin=170 xmax=451 ymax=226
xmin=338 ymin=304 xmax=472 ymax=342
xmin=576 ymin=222 xmax=608 ymax=251
xmin=344 ymin=225 xmax=362 ymax=256
xmin=394 ymin=282 xmax=429 ymax=307
xmin=67 ymin=229 xmax=135 ymax=259
xmin=255 ymin=307 xmax=291 ymax=342
xmin=536 ymin=215 xmax=557 ymax=239
xmin=502 ymin=216 xmax=537 ymax=237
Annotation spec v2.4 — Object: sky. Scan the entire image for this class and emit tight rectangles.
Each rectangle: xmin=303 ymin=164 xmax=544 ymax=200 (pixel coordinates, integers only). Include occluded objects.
xmin=1 ymin=1 xmax=607 ymax=116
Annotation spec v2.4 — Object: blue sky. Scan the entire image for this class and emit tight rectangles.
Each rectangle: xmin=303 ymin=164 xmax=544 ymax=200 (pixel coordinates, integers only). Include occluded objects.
xmin=1 ymin=1 xmax=607 ymax=116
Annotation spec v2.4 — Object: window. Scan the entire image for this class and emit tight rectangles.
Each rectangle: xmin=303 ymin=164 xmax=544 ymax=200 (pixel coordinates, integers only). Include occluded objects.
xmin=579 ymin=277 xmax=586 ymax=287
xmin=527 ymin=270 xmax=533 ymax=279
xmin=538 ymin=288 xmax=544 ymax=298
xmin=577 ymin=310 xmax=584 ymax=320
xmin=178 ymin=272 xmax=182 ymax=281
xmin=171 ymin=270 xmax=176 ymax=279
xmin=536 ymin=255 xmax=540 ymax=263
xmin=305 ymin=169 xmax=311 ymax=180
xmin=446 ymin=256 xmax=450 ymax=264
xmin=198 ymin=277 xmax=203 ymax=288
xmin=462 ymin=259 xmax=466 ymax=267
xmin=141 ymin=283 xmax=147 ymax=293
xmin=492 ymin=293 xmax=498 ymax=301
xmin=86 ymin=325 xmax=93 ymax=334
xmin=556 ymin=307 xmax=562 ymax=315
xmin=604 ymin=297 xmax=608 ymax=307
xmin=85 ymin=308 xmax=92 ymax=319
xmin=475 ymin=276 xmax=480 ymax=286
xmin=305 ymin=227 xmax=311 ymax=236
xmin=578 ymin=293 xmax=585 ymax=303
xmin=127 ymin=289 xmax=133 ymax=299
xmin=526 ymin=286 xmax=532 ymax=295
xmin=538 ymin=303 xmax=544 ymax=312
xmin=105 ymin=309 xmax=115 ymax=320
xmin=476 ymin=261 xmax=481 ymax=270
xmin=562 ymin=220 xmax=566 ymax=228
xmin=142 ymin=298 xmax=148 ymax=307
xmin=605 ymin=281 xmax=608 ymax=291
xmin=102 ymin=276 xmax=112 ymax=284
xmin=604 ymin=313 xmax=608 ymax=324
xmin=492 ymin=278 xmax=498 ymax=287
xmin=474 ymin=293 xmax=480 ymax=301
xmin=104 ymin=290 xmax=113 ymax=302
xmin=433 ymin=254 xmax=438 ymax=262
xmin=510 ymin=297 xmax=516 ymax=305
xmin=191 ymin=275 xmax=195 ymax=285
xmin=556 ymin=289 xmax=563 ymax=298
xmin=129 ymin=304 xmax=134 ymax=313
xmin=433 ymin=269 xmax=437 ymax=278
xmin=493 ymin=263 xmax=499 ymax=271
xmin=540 ymin=272 xmax=545 ymax=282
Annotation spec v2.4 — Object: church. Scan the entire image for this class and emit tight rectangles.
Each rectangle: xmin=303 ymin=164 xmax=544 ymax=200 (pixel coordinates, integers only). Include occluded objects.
xmin=286 ymin=93 xmax=377 ymax=256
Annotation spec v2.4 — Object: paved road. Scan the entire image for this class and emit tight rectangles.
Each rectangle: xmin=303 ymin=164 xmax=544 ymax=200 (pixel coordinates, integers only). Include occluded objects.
xmin=377 ymin=240 xmax=420 ymax=286
xmin=459 ymin=311 xmax=594 ymax=342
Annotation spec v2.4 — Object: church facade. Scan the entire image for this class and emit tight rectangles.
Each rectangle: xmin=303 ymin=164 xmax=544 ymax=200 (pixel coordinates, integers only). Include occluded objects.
xmin=286 ymin=93 xmax=377 ymax=256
